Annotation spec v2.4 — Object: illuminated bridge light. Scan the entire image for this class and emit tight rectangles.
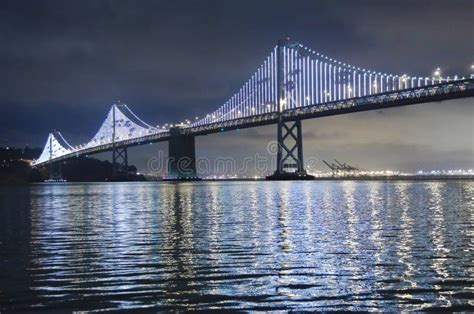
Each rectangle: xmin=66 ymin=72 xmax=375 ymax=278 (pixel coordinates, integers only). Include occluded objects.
xmin=30 ymin=40 xmax=473 ymax=167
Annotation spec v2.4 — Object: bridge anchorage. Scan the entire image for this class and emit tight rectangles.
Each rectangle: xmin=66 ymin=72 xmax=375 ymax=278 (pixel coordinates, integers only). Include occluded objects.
xmin=30 ymin=38 xmax=474 ymax=181
xmin=166 ymin=127 xmax=198 ymax=181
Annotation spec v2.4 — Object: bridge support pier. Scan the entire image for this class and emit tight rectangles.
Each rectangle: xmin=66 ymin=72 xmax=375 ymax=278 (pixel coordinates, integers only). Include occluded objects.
xmin=112 ymin=147 xmax=129 ymax=180
xmin=267 ymin=119 xmax=314 ymax=180
xmin=48 ymin=161 xmax=64 ymax=181
xmin=167 ymin=127 xmax=199 ymax=180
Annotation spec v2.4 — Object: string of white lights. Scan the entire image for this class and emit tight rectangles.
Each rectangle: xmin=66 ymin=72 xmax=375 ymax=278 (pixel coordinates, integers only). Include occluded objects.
xmin=32 ymin=41 xmax=470 ymax=166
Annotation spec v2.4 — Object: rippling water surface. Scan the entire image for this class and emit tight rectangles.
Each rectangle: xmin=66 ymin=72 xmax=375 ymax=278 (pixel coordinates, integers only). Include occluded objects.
xmin=1 ymin=181 xmax=473 ymax=311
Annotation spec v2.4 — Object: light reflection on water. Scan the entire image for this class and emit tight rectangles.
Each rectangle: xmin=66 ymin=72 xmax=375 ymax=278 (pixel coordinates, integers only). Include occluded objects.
xmin=0 ymin=181 xmax=473 ymax=311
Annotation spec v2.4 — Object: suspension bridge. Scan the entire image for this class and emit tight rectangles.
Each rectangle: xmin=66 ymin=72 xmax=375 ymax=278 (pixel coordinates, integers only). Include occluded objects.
xmin=31 ymin=38 xmax=474 ymax=180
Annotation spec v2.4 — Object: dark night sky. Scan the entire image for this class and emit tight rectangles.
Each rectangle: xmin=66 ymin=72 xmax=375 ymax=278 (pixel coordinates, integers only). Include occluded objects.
xmin=1 ymin=0 xmax=473 ymax=174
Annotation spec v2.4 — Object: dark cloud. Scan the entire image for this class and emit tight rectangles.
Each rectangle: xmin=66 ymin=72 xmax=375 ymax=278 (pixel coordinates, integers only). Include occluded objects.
xmin=0 ymin=0 xmax=472 ymax=172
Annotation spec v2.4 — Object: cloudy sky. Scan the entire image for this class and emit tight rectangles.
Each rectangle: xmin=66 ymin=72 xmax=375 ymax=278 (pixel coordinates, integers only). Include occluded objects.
xmin=1 ymin=0 xmax=473 ymax=174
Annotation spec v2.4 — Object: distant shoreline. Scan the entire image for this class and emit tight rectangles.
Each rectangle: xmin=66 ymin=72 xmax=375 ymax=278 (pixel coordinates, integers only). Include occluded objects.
xmin=176 ymin=175 xmax=474 ymax=182
xmin=311 ymin=175 xmax=474 ymax=181
xmin=2 ymin=175 xmax=472 ymax=184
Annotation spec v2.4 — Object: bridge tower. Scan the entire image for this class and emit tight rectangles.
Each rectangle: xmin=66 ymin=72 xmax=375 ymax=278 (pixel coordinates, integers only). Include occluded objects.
xmin=167 ymin=127 xmax=198 ymax=180
xmin=267 ymin=39 xmax=314 ymax=180
xmin=111 ymin=105 xmax=129 ymax=180
xmin=47 ymin=133 xmax=63 ymax=181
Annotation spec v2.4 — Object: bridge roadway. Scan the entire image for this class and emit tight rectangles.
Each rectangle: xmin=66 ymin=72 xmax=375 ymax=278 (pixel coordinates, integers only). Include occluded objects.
xmin=39 ymin=78 xmax=474 ymax=166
